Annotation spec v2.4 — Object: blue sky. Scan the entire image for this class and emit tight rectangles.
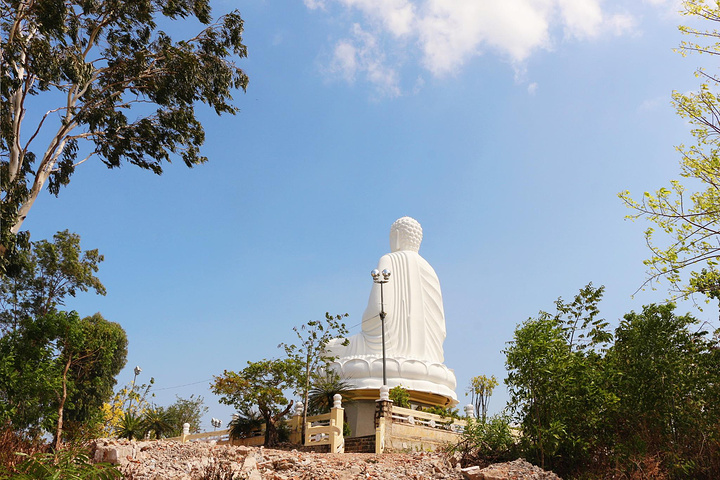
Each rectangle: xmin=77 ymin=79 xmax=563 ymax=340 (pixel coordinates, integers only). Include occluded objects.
xmin=18 ymin=0 xmax=715 ymax=429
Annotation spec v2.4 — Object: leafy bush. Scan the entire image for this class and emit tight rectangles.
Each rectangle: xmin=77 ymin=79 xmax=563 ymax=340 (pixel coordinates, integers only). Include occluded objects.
xmin=505 ymin=283 xmax=720 ymax=479
xmin=388 ymin=386 xmax=410 ymax=408
xmin=448 ymin=414 xmax=518 ymax=469
xmin=0 ymin=448 xmax=121 ymax=480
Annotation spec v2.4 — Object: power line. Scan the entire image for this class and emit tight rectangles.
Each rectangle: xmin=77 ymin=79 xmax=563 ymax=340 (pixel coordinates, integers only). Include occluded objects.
xmin=154 ymin=379 xmax=213 ymax=391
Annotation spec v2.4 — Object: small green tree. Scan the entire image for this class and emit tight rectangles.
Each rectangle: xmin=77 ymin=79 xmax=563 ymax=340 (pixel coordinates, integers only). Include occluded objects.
xmin=504 ymin=283 xmax=613 ymax=472
xmin=388 ymin=385 xmax=410 ymax=408
xmin=62 ymin=313 xmax=128 ymax=441
xmin=505 ymin=285 xmax=720 ymax=478
xmin=163 ymin=395 xmax=208 ymax=437
xmin=211 ymin=359 xmax=299 ymax=447
xmin=449 ymin=414 xmax=518 ymax=469
xmin=0 ymin=310 xmax=127 ymax=447
xmin=0 ymin=230 xmax=105 ymax=333
xmin=606 ymin=304 xmax=720 ymax=478
xmin=466 ymin=375 xmax=498 ymax=421
xmin=117 ymin=412 xmax=143 ymax=441
xmin=279 ymin=312 xmax=348 ymax=437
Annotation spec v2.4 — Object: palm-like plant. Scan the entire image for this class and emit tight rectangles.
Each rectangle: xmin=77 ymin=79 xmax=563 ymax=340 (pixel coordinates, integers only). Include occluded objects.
xmin=117 ymin=412 xmax=143 ymax=440
xmin=307 ymin=373 xmax=353 ymax=415
xmin=228 ymin=410 xmax=264 ymax=440
xmin=142 ymin=407 xmax=172 ymax=440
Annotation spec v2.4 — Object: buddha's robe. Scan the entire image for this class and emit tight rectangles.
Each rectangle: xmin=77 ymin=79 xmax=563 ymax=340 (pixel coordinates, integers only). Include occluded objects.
xmin=341 ymin=250 xmax=446 ymax=364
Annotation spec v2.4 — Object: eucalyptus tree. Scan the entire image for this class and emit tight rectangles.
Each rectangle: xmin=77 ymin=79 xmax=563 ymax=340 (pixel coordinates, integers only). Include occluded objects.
xmin=1 ymin=0 xmax=249 ymax=254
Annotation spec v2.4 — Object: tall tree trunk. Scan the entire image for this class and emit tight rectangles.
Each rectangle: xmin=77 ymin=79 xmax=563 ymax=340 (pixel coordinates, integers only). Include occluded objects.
xmin=263 ymin=401 xmax=293 ymax=448
xmin=55 ymin=354 xmax=72 ymax=451
xmin=264 ymin=418 xmax=279 ymax=447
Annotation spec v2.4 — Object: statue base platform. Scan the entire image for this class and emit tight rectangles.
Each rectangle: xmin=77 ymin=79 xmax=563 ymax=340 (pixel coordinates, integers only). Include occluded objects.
xmin=329 ymin=355 xmax=458 ymax=407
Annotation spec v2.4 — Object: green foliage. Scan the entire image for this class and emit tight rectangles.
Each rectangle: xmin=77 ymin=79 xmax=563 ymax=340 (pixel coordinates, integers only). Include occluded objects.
xmin=505 ymin=284 xmax=615 ymax=472
xmin=1 ymin=0 xmax=249 ymax=242
xmin=389 ymin=385 xmax=410 ymax=408
xmin=279 ymin=313 xmax=349 ymax=433
xmin=211 ymin=358 xmax=299 ymax=447
xmin=606 ymin=304 xmax=720 ymax=478
xmin=117 ymin=411 xmax=143 ymax=441
xmin=307 ymin=372 xmax=353 ymax=415
xmin=505 ymin=284 xmax=720 ymax=478
xmin=0 ymin=231 xmax=105 ymax=333
xmin=466 ymin=375 xmax=498 ymax=421
xmin=448 ymin=415 xmax=518 ymax=469
xmin=0 ymin=448 xmax=121 ymax=480
xmin=0 ymin=310 xmax=127 ymax=445
xmin=163 ymin=395 xmax=208 ymax=437
xmin=619 ymin=0 xmax=720 ymax=305
xmin=228 ymin=411 xmax=263 ymax=440
xmin=63 ymin=313 xmax=128 ymax=441
xmin=142 ymin=407 xmax=172 ymax=440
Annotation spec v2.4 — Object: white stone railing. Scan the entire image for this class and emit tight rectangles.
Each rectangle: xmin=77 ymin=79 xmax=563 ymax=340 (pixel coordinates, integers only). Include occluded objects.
xmin=390 ymin=405 xmax=468 ymax=433
xmin=303 ymin=394 xmax=344 ymax=453
xmin=165 ymin=425 xmax=232 ymax=444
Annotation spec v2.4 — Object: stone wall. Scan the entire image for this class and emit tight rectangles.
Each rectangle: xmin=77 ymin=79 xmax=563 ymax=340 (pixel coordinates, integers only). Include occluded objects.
xmin=385 ymin=422 xmax=462 ymax=452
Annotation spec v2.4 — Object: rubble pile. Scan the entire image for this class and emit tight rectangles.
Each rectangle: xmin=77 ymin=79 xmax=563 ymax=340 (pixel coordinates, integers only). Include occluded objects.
xmin=91 ymin=439 xmax=562 ymax=480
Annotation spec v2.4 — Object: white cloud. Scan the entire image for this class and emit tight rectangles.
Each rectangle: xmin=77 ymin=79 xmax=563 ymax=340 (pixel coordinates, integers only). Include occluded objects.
xmin=309 ymin=0 xmax=647 ymax=94
xmin=418 ymin=0 xmax=553 ymax=73
xmin=557 ymin=0 xmax=603 ymax=39
xmin=338 ymin=0 xmax=416 ymax=36
xmin=328 ymin=24 xmax=401 ymax=97
xmin=607 ymin=13 xmax=637 ymax=36
xmin=528 ymin=82 xmax=539 ymax=95
xmin=332 ymin=41 xmax=359 ymax=82
xmin=304 ymin=0 xmax=326 ymax=10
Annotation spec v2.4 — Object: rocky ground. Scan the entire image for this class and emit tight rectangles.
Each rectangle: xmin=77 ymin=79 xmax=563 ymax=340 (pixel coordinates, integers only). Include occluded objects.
xmin=91 ymin=439 xmax=561 ymax=480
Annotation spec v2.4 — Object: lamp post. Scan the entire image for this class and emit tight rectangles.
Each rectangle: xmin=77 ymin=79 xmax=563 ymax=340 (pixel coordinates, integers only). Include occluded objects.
xmin=371 ymin=268 xmax=391 ymax=386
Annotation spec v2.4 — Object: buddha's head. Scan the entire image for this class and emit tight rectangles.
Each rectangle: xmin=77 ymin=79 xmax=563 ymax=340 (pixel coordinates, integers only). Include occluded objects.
xmin=390 ymin=217 xmax=423 ymax=253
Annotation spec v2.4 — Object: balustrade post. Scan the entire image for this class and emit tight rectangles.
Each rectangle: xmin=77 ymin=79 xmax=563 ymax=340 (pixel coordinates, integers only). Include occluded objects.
xmin=290 ymin=401 xmax=303 ymax=445
xmin=375 ymin=385 xmax=392 ymax=453
xmin=330 ymin=394 xmax=344 ymax=453
xmin=464 ymin=404 xmax=475 ymax=419
xmin=181 ymin=423 xmax=190 ymax=443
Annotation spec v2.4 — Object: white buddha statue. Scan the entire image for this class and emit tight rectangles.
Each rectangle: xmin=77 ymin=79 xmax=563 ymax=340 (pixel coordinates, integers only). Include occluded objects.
xmin=328 ymin=217 xmax=458 ymax=405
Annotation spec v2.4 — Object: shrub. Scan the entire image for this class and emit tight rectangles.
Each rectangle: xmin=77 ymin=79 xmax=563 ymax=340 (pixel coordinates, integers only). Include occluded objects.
xmin=0 ymin=447 xmax=121 ymax=479
xmin=389 ymin=386 xmax=410 ymax=408
xmin=448 ymin=414 xmax=519 ymax=469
